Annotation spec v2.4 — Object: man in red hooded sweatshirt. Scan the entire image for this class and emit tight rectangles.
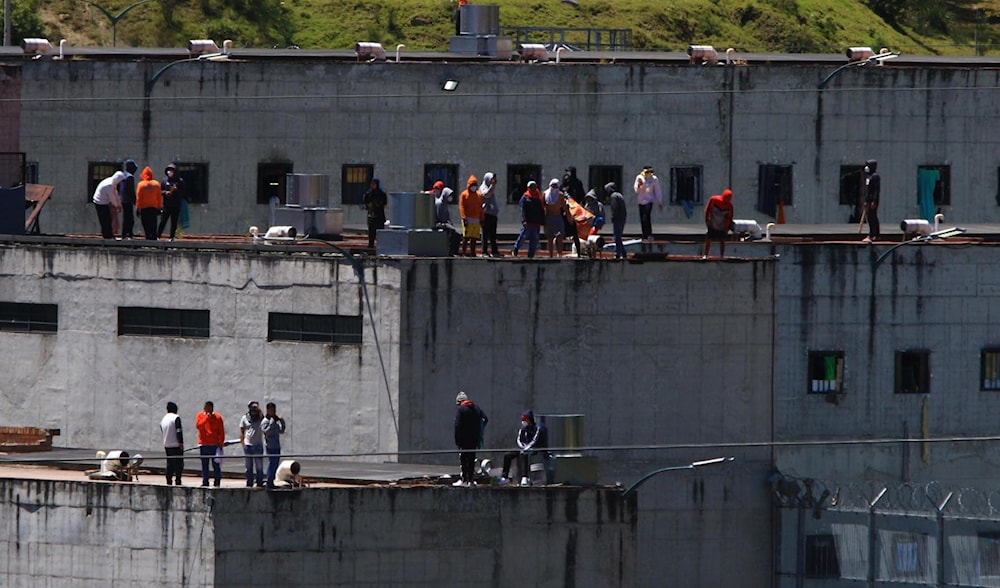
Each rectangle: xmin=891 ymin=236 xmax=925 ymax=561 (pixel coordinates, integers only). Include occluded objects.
xmin=704 ymin=188 xmax=734 ymax=259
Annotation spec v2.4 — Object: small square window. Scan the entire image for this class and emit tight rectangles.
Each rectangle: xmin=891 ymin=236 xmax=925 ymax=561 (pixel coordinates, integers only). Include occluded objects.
xmin=895 ymin=349 xmax=930 ymax=394
xmin=0 ymin=152 xmax=26 ymax=187
xmin=669 ymin=166 xmax=703 ymax=207
xmin=425 ymin=164 xmax=459 ymax=204
xmin=805 ymin=534 xmax=840 ymax=579
xmin=839 ymin=164 xmax=864 ymax=206
xmin=87 ymin=161 xmax=119 ymax=202
xmin=808 ymin=351 xmax=844 ymax=394
xmin=918 ymin=165 xmax=950 ymax=206
xmin=587 ymin=165 xmax=622 ymax=204
xmin=506 ymin=164 xmax=541 ymax=205
xmin=981 ymin=348 xmax=1000 ymax=391
xmin=174 ymin=162 xmax=209 ymax=204
xmin=257 ymin=162 xmax=293 ymax=205
xmin=757 ymin=164 xmax=793 ymax=219
xmin=342 ymin=164 xmax=373 ymax=206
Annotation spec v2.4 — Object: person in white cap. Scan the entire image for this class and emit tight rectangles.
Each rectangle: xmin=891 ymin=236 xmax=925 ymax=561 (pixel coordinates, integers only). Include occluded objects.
xmin=543 ymin=178 xmax=566 ymax=257
xmin=92 ymin=170 xmax=126 ymax=239
xmin=633 ymin=165 xmax=663 ymax=252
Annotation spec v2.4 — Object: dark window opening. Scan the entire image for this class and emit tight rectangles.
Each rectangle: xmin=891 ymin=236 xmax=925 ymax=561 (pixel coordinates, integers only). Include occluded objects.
xmin=808 ymin=351 xmax=844 ymax=394
xmin=268 ymin=312 xmax=363 ymax=345
xmin=342 ymin=164 xmax=374 ymax=206
xmin=425 ymin=164 xmax=460 ymax=204
xmin=670 ymin=166 xmax=703 ymax=207
xmin=982 ymin=348 xmax=1000 ymax=391
xmin=839 ymin=164 xmax=864 ymax=206
xmin=587 ymin=165 xmax=622 ymax=204
xmin=0 ymin=152 xmax=26 ymax=187
xmin=805 ymin=534 xmax=840 ymax=579
xmin=757 ymin=164 xmax=793 ymax=218
xmin=892 ymin=533 xmax=926 ymax=578
xmin=257 ymin=162 xmax=293 ymax=205
xmin=87 ymin=161 xmax=119 ymax=202
xmin=174 ymin=162 xmax=209 ymax=204
xmin=979 ymin=532 xmax=1000 ymax=577
xmin=0 ymin=302 xmax=57 ymax=333
xmin=118 ymin=307 xmax=209 ymax=338
xmin=506 ymin=164 xmax=541 ymax=205
xmin=918 ymin=165 xmax=950 ymax=207
xmin=895 ymin=349 xmax=930 ymax=394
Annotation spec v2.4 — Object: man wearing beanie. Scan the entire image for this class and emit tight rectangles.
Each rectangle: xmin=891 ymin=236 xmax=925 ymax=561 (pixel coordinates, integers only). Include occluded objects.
xmin=499 ymin=410 xmax=547 ymax=486
xmin=119 ymin=159 xmax=138 ymax=239
xmin=453 ymin=391 xmax=488 ymax=487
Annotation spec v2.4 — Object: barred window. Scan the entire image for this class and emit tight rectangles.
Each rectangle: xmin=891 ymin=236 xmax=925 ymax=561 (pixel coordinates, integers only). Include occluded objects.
xmin=118 ymin=307 xmax=209 ymax=338
xmin=0 ymin=302 xmax=57 ymax=333
xmin=268 ymin=312 xmax=362 ymax=345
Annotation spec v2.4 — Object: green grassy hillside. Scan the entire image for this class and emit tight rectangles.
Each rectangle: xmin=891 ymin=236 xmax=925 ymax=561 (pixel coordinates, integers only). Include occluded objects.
xmin=16 ymin=0 xmax=1000 ymax=56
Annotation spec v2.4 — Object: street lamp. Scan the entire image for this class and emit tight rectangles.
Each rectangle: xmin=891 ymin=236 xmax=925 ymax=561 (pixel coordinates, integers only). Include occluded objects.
xmin=817 ymin=47 xmax=900 ymax=90
xmin=621 ymin=456 xmax=734 ymax=499
xmin=871 ymin=226 xmax=967 ymax=269
xmin=71 ymin=0 xmax=160 ymax=47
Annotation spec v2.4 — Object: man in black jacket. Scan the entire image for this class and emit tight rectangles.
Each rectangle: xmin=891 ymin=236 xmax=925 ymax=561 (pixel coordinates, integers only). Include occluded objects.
xmin=453 ymin=391 xmax=487 ymax=487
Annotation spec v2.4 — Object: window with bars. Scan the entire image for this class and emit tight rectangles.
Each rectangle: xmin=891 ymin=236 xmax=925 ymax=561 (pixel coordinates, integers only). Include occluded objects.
xmin=808 ymin=351 xmax=844 ymax=394
xmin=805 ymin=534 xmax=840 ymax=579
xmin=895 ymin=349 xmax=930 ymax=394
xmin=982 ymin=348 xmax=1000 ymax=391
xmin=118 ymin=307 xmax=209 ymax=338
xmin=267 ymin=312 xmax=363 ymax=345
xmin=342 ymin=164 xmax=374 ymax=206
xmin=0 ymin=302 xmax=57 ymax=333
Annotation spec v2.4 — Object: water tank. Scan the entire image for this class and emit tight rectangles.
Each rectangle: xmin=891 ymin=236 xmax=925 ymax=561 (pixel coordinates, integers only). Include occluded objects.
xmin=388 ymin=192 xmax=436 ymax=229
xmin=460 ymin=4 xmax=500 ymax=35
xmin=286 ymin=174 xmax=329 ymax=208
xmin=538 ymin=414 xmax=584 ymax=457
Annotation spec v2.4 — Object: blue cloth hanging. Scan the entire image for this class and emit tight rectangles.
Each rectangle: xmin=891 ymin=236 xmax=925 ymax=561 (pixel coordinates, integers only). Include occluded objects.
xmin=917 ymin=168 xmax=939 ymax=222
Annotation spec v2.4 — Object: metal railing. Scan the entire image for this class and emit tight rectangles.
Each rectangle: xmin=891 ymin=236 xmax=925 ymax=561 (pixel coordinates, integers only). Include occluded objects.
xmin=502 ymin=26 xmax=632 ymax=51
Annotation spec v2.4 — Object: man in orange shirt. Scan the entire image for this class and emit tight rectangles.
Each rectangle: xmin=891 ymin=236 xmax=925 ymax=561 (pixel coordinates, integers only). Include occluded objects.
xmin=458 ymin=175 xmax=482 ymax=257
xmin=195 ymin=401 xmax=225 ymax=487
xmin=134 ymin=166 xmax=161 ymax=240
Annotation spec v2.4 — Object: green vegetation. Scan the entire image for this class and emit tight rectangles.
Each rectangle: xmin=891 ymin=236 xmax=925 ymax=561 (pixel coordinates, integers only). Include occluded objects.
xmin=13 ymin=0 xmax=1000 ymax=55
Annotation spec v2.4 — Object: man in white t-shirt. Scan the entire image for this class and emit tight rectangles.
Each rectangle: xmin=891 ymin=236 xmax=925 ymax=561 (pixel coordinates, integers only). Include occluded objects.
xmin=159 ymin=402 xmax=184 ymax=486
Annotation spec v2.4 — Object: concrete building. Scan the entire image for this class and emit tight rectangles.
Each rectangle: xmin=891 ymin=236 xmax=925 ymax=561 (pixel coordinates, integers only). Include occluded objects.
xmin=1 ymin=49 xmax=998 ymax=236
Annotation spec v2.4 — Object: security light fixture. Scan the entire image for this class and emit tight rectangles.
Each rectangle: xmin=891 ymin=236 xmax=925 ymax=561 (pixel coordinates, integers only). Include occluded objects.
xmin=518 ymin=43 xmax=549 ymax=63
xmin=355 ymin=42 xmax=386 ymax=62
xmin=928 ymin=226 xmax=966 ymax=240
xmin=21 ymin=38 xmax=52 ymax=55
xmin=621 ymin=456 xmax=734 ymax=499
xmin=442 ymin=79 xmax=459 ymax=91
xmin=687 ymin=45 xmax=718 ymax=65
xmin=187 ymin=39 xmax=220 ymax=56
xmin=872 ymin=226 xmax=967 ymax=269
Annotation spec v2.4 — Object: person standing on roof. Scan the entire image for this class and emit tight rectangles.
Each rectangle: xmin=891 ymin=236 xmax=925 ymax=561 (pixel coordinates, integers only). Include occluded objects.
xmin=261 ymin=402 xmax=286 ymax=489
xmin=608 ymin=182 xmax=628 ymax=260
xmin=862 ymin=159 xmax=881 ymax=243
xmin=92 ymin=170 xmax=126 ymax=239
xmin=453 ymin=391 xmax=488 ymax=487
xmin=160 ymin=401 xmax=184 ymax=486
xmin=543 ymin=178 xmax=566 ymax=257
xmin=633 ymin=166 xmax=663 ymax=252
xmin=458 ymin=175 xmax=483 ymax=256
xmin=480 ymin=172 xmax=501 ymax=258
xmin=432 ymin=180 xmax=461 ymax=256
xmin=240 ymin=401 xmax=266 ymax=488
xmin=195 ymin=401 xmax=225 ymax=487
xmin=704 ymin=188 xmax=735 ymax=259
xmin=135 ymin=166 xmax=162 ymax=241
xmin=118 ymin=159 xmax=138 ymax=239
xmin=157 ymin=163 xmax=186 ymax=241
xmin=515 ymin=181 xmax=545 ymax=258
xmin=362 ymin=178 xmax=388 ymax=249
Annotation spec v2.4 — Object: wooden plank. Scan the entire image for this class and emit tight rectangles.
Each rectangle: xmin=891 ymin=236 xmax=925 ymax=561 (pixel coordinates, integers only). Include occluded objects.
xmin=24 ymin=184 xmax=54 ymax=234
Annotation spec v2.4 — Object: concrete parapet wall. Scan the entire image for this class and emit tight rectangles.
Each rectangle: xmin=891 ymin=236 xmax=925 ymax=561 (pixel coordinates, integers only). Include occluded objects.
xmin=0 ymin=477 xmax=635 ymax=587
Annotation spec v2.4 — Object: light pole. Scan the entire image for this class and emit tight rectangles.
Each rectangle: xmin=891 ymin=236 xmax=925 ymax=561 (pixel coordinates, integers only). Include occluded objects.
xmin=72 ymin=0 xmax=159 ymax=46
xmin=817 ymin=49 xmax=900 ymax=90
xmin=871 ymin=227 xmax=967 ymax=270
xmin=142 ymin=50 xmax=229 ymax=161
xmin=621 ymin=456 xmax=734 ymax=499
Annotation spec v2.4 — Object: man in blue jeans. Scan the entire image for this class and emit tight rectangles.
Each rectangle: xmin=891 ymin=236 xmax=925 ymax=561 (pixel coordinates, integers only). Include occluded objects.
xmin=261 ymin=402 xmax=286 ymax=489
xmin=239 ymin=401 xmax=265 ymax=487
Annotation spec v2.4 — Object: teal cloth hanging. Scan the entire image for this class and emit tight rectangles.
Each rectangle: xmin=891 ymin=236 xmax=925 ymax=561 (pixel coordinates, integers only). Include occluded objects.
xmin=917 ymin=168 xmax=939 ymax=222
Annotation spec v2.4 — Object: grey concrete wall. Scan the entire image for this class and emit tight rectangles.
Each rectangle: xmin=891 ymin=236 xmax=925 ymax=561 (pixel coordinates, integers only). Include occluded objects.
xmin=394 ymin=258 xmax=778 ymax=587
xmin=0 ymin=243 xmax=401 ymax=460
xmin=12 ymin=59 xmax=1000 ymax=235
xmin=773 ymin=243 xmax=1000 ymax=487
xmin=0 ymin=477 xmax=635 ymax=587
